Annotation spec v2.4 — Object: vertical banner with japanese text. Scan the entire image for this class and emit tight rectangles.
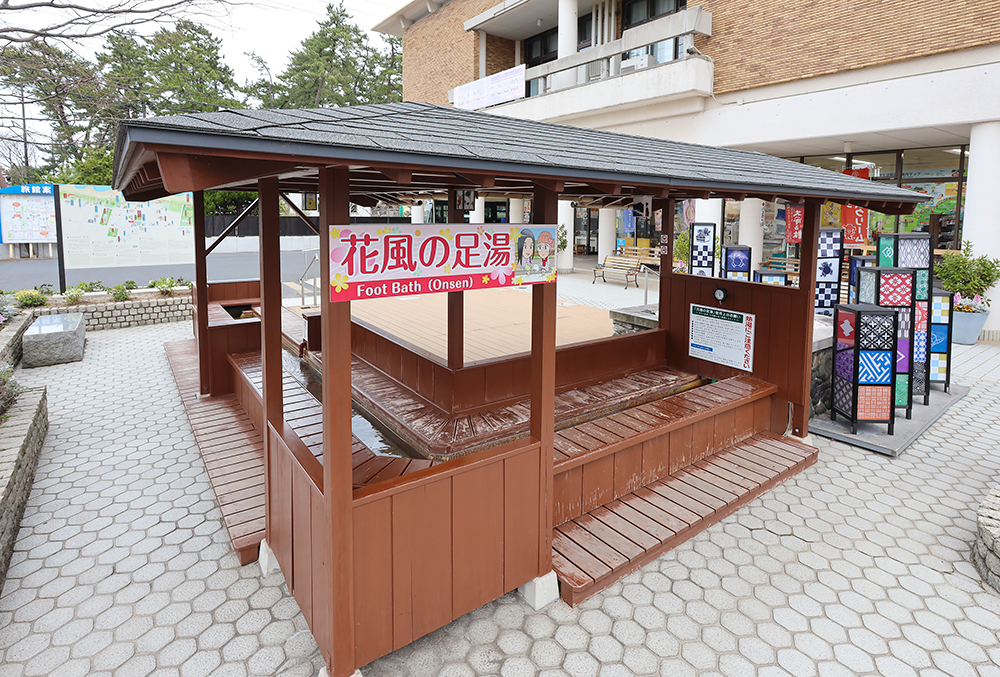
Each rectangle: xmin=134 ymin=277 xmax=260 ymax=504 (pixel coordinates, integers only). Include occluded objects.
xmin=786 ymin=203 xmax=804 ymax=244
xmin=329 ymin=223 xmax=557 ymax=302
xmin=841 ymin=168 xmax=870 ymax=245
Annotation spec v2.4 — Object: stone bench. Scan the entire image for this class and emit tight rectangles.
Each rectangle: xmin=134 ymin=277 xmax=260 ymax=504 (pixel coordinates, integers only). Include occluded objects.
xmin=22 ymin=313 xmax=86 ymax=368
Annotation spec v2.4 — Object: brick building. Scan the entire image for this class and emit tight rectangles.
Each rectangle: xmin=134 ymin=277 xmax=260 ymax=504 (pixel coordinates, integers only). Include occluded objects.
xmin=376 ymin=0 xmax=1000 ymax=336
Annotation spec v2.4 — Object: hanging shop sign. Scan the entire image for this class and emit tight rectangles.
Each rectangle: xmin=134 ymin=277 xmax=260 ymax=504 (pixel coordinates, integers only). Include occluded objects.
xmin=786 ymin=203 xmax=804 ymax=244
xmin=688 ymin=303 xmax=755 ymax=372
xmin=329 ymin=222 xmax=557 ymax=302
xmin=841 ymin=168 xmax=870 ymax=245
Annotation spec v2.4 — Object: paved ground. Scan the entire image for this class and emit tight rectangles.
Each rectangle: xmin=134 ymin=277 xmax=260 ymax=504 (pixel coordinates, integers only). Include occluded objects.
xmin=3 ymin=293 xmax=1000 ymax=676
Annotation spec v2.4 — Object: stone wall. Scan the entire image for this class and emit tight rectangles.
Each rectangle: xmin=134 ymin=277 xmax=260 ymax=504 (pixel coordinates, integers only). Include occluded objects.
xmin=974 ymin=485 xmax=1000 ymax=593
xmin=0 ymin=314 xmax=33 ymax=367
xmin=0 ymin=387 xmax=48 ymax=588
xmin=32 ymin=295 xmax=192 ymax=331
xmin=810 ymin=348 xmax=833 ymax=418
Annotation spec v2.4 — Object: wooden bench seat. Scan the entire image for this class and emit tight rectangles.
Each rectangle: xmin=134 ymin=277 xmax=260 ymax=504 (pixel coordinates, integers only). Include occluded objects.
xmin=227 ymin=351 xmax=440 ymax=488
xmin=553 ymin=431 xmax=818 ymax=605
xmin=618 ymin=245 xmax=661 ymax=268
xmin=593 ymin=255 xmax=641 ymax=288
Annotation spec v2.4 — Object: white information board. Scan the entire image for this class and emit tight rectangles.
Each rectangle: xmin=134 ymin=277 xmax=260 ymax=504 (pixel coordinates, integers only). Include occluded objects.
xmin=0 ymin=185 xmax=57 ymax=243
xmin=59 ymin=185 xmax=194 ymax=269
xmin=454 ymin=64 xmax=526 ymax=111
xmin=688 ymin=303 xmax=755 ymax=372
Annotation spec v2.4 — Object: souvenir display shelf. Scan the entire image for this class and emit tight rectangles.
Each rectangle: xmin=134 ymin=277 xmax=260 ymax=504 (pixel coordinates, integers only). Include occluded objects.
xmin=831 ymin=303 xmax=899 ymax=435
xmin=815 ymin=227 xmax=845 ymax=316
xmin=721 ymin=244 xmax=751 ymax=281
xmin=856 ymin=266 xmax=917 ymax=419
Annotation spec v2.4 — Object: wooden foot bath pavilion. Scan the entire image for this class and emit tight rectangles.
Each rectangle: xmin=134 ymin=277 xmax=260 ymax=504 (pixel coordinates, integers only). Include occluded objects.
xmin=112 ymin=103 xmax=923 ymax=676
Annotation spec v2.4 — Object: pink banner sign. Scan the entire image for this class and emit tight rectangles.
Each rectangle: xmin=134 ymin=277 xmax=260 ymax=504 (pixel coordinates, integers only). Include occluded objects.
xmin=786 ymin=204 xmax=804 ymax=244
xmin=329 ymin=223 xmax=557 ymax=302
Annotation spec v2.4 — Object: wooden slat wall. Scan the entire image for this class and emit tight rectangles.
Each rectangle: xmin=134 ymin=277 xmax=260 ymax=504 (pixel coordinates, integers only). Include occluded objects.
xmin=209 ymin=323 xmax=261 ymax=396
xmin=207 ymin=279 xmax=261 ymax=302
xmin=660 ymin=276 xmax=810 ymax=434
xmin=553 ymin=399 xmax=770 ymax=526
xmin=352 ymin=323 xmax=668 ymax=415
xmin=351 ymin=442 xmax=543 ymax=667
xmin=267 ymin=425 xmax=332 ymax=661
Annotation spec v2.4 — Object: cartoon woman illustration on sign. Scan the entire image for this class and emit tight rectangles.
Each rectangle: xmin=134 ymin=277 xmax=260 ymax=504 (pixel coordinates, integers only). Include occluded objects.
xmin=516 ymin=229 xmax=535 ymax=271
xmin=535 ymin=230 xmax=554 ymax=272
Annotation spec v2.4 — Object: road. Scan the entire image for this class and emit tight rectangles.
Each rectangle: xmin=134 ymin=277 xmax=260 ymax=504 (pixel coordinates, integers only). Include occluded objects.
xmin=0 ymin=250 xmax=322 ymax=300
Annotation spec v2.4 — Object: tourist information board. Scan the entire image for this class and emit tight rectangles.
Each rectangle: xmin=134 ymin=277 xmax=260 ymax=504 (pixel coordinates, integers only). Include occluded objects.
xmin=0 ymin=184 xmax=57 ymax=243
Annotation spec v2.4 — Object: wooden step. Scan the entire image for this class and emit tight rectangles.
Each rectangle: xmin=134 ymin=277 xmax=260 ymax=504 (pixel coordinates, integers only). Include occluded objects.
xmin=552 ymin=431 xmax=818 ymax=606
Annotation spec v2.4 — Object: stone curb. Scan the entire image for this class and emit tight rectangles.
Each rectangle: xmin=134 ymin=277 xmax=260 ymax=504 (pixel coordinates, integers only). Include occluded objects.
xmin=0 ymin=314 xmax=33 ymax=367
xmin=32 ymin=295 xmax=192 ymax=331
xmin=0 ymin=387 xmax=48 ymax=589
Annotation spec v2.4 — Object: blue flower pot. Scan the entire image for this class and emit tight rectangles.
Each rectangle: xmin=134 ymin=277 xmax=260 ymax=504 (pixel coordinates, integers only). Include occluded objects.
xmin=953 ymin=309 xmax=990 ymax=345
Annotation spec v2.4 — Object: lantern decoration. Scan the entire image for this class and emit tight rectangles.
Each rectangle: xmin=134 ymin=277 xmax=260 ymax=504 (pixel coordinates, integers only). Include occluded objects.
xmin=815 ymin=227 xmax=844 ymax=316
xmin=929 ymin=288 xmax=954 ymax=394
xmin=754 ymin=269 xmax=789 ymax=286
xmin=847 ymin=255 xmax=875 ymax=304
xmin=689 ymin=222 xmax=716 ymax=277
xmin=720 ymin=244 xmax=751 ymax=280
xmin=856 ymin=266 xmax=917 ymax=419
xmin=831 ymin=304 xmax=898 ymax=435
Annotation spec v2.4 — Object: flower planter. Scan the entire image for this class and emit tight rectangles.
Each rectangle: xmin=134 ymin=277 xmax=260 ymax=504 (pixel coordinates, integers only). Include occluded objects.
xmin=953 ymin=309 xmax=990 ymax=345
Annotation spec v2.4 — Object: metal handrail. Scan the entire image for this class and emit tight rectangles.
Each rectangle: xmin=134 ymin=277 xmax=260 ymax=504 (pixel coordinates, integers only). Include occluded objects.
xmin=640 ymin=264 xmax=660 ymax=305
xmin=299 ymin=248 xmax=320 ymax=307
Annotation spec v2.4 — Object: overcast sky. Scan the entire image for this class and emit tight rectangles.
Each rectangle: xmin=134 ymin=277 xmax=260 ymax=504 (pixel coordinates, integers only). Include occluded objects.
xmin=214 ymin=0 xmax=410 ymax=84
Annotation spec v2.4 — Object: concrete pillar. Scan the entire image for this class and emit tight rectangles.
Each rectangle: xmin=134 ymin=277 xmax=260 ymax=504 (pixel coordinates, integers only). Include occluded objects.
xmin=964 ymin=120 xmax=1000 ymax=332
xmin=557 ymin=200 xmax=575 ymax=273
xmin=509 ymin=198 xmax=525 ymax=224
xmin=598 ymin=207 xmax=618 ymax=260
xmin=738 ymin=198 xmax=764 ymax=273
xmin=556 ymin=0 xmax=578 ymax=90
xmin=410 ymin=201 xmax=425 ymax=224
xmin=471 ymin=196 xmax=486 ymax=223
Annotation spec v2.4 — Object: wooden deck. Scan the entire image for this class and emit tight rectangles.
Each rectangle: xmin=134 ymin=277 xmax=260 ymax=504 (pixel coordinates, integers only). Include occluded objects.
xmin=165 ymin=340 xmax=266 ymax=565
xmin=552 ymin=431 xmax=817 ymax=605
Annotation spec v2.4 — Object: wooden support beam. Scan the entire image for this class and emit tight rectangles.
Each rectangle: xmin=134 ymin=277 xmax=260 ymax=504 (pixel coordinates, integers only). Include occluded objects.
xmin=455 ymin=172 xmax=496 ymax=188
xmin=793 ymin=199 xmax=822 ymax=438
xmin=532 ymin=178 xmax=565 ymax=194
xmin=584 ymin=180 xmax=623 ymax=196
xmin=376 ymin=167 xmax=413 ymax=185
xmin=652 ymin=197 xmax=674 ymax=329
xmin=446 ymin=187 xmax=465 ymax=369
xmin=192 ymin=191 xmax=210 ymax=396
xmin=157 ymin=152 xmax=299 ymax=194
xmin=206 ymin=198 xmax=260 ymax=256
xmin=531 ymin=181 xmax=558 ymax=574
xmin=688 ymin=189 xmax=713 ymax=200
xmin=320 ymin=166 xmax=356 ymax=676
xmin=280 ymin=192 xmax=320 ymax=234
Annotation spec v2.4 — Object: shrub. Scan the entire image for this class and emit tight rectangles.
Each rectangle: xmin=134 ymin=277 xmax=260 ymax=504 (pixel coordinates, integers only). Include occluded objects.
xmin=109 ymin=284 xmax=130 ymax=302
xmin=14 ymin=289 xmax=47 ymax=308
xmin=63 ymin=285 xmax=85 ymax=305
xmin=80 ymin=280 xmax=104 ymax=292
xmin=936 ymin=241 xmax=1000 ymax=307
xmin=0 ymin=295 xmax=19 ymax=326
xmin=34 ymin=284 xmax=55 ymax=295
xmin=124 ymin=280 xmax=138 ymax=290
xmin=152 ymin=277 xmax=177 ymax=296
xmin=0 ymin=364 xmax=19 ymax=417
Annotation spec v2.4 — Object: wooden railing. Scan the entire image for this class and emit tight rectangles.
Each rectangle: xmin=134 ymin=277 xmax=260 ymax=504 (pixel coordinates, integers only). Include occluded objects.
xmin=351 ymin=439 xmax=546 ymax=666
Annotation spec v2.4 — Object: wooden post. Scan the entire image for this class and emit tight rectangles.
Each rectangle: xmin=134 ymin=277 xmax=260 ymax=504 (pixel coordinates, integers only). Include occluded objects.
xmin=531 ymin=182 xmax=558 ymax=573
xmin=258 ymin=178 xmax=283 ymax=544
xmin=447 ymin=188 xmax=464 ymax=369
xmin=653 ymin=197 xmax=674 ymax=329
xmin=192 ymin=191 xmax=210 ymax=396
xmin=792 ymin=199 xmax=821 ymax=437
xmin=319 ymin=166 xmax=355 ymax=676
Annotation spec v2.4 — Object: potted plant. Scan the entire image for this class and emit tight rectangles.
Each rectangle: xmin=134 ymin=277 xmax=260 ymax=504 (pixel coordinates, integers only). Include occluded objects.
xmin=936 ymin=241 xmax=1000 ymax=344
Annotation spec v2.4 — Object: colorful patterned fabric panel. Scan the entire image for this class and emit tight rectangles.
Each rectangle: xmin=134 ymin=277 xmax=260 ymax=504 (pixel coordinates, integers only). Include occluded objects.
xmin=858 ymin=351 xmax=893 ymax=385
xmin=858 ymin=386 xmax=892 ymax=420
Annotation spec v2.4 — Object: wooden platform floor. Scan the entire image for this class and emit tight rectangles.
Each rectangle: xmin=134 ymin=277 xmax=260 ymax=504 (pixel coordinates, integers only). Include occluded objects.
xmin=552 ymin=432 xmax=818 ymax=605
xmin=165 ymin=340 xmax=266 ymax=565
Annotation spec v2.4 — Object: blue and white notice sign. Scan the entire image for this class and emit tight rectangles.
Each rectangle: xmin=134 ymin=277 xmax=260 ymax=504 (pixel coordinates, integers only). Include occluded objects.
xmin=689 ymin=303 xmax=755 ymax=372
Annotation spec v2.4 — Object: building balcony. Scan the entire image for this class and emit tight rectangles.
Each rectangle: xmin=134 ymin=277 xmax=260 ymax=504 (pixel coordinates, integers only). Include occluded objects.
xmin=450 ymin=6 xmax=714 ymax=125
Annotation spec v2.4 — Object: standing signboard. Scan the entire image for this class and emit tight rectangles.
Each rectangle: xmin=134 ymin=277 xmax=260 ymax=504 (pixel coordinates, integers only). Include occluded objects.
xmin=0 ymin=184 xmax=57 ymax=243
xmin=329 ymin=223 xmax=557 ymax=302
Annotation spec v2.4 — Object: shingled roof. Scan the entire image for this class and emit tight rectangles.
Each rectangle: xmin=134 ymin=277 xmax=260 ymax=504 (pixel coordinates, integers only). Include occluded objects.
xmin=113 ymin=101 xmax=925 ymax=210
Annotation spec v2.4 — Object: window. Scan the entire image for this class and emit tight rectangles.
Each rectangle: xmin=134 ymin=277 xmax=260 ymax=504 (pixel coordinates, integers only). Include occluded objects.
xmin=525 ymin=28 xmax=558 ymax=67
xmin=623 ymin=0 xmax=685 ymax=29
xmin=578 ymin=13 xmax=593 ymax=50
